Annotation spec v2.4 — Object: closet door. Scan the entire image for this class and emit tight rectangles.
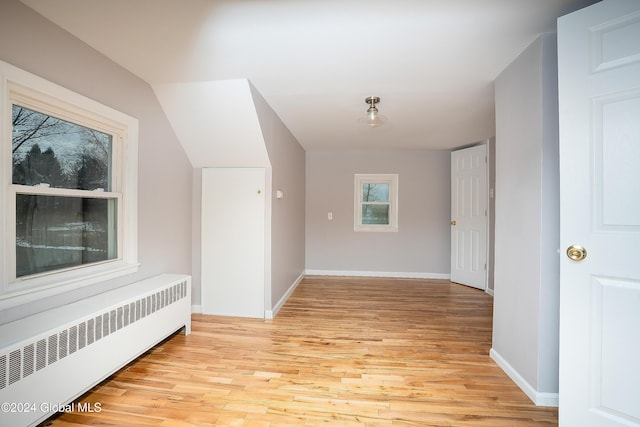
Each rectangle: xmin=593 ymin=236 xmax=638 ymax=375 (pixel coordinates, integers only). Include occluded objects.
xmin=201 ymin=167 xmax=265 ymax=318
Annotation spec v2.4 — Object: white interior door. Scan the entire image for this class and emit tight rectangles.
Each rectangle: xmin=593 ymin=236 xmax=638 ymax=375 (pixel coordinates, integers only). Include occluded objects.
xmin=201 ymin=167 xmax=265 ymax=318
xmin=450 ymin=144 xmax=487 ymax=290
xmin=558 ymin=1 xmax=640 ymax=425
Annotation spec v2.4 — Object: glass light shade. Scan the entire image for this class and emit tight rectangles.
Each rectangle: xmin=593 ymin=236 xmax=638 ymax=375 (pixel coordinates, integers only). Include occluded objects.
xmin=358 ymin=96 xmax=387 ymax=127
xmin=360 ymin=97 xmax=386 ymax=127
xmin=364 ymin=110 xmax=386 ymax=127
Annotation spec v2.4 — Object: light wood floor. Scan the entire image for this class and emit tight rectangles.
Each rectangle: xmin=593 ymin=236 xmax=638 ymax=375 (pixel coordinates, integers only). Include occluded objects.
xmin=44 ymin=276 xmax=558 ymax=426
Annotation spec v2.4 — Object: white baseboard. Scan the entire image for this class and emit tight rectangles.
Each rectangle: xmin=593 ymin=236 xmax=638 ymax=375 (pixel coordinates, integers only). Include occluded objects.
xmin=265 ymin=272 xmax=305 ymax=320
xmin=489 ymin=348 xmax=558 ymax=407
xmin=194 ymin=270 xmax=449 ymax=320
xmin=304 ymin=269 xmax=451 ymax=280
xmin=486 ymin=287 xmax=495 ymax=297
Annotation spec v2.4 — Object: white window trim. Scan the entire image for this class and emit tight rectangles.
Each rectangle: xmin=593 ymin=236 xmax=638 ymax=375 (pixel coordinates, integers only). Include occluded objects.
xmin=354 ymin=173 xmax=398 ymax=232
xmin=0 ymin=60 xmax=139 ymax=310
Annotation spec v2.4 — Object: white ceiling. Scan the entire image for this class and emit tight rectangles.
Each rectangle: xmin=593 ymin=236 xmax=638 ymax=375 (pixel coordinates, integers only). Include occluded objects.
xmin=21 ymin=0 xmax=597 ymax=151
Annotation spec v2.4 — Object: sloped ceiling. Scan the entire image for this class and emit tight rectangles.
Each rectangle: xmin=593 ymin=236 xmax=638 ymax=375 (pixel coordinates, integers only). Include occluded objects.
xmin=21 ymin=0 xmax=598 ymax=152
xmin=153 ymin=79 xmax=270 ymax=168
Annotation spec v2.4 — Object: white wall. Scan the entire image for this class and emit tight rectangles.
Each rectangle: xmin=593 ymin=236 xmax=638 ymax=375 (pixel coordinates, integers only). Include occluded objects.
xmin=153 ymin=79 xmax=270 ymax=168
xmin=187 ymin=81 xmax=305 ymax=314
xmin=305 ymin=149 xmax=450 ymax=277
xmin=492 ymin=33 xmax=560 ymax=403
xmin=0 ymin=0 xmax=192 ymax=324
xmin=179 ymin=78 xmax=272 ymax=310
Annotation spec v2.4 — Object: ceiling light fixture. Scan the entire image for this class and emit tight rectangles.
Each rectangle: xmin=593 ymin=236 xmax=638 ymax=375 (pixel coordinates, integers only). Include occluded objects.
xmin=361 ymin=96 xmax=386 ymax=127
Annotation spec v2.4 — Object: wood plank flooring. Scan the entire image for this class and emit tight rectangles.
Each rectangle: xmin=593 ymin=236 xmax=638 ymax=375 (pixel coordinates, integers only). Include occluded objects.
xmin=43 ymin=276 xmax=558 ymax=426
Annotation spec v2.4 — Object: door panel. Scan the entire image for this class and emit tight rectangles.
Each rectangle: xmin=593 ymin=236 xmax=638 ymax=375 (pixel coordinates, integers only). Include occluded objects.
xmin=595 ymin=93 xmax=640 ymax=228
xmin=593 ymin=277 xmax=640 ymax=420
xmin=201 ymin=167 xmax=265 ymax=318
xmin=450 ymin=145 xmax=487 ymax=290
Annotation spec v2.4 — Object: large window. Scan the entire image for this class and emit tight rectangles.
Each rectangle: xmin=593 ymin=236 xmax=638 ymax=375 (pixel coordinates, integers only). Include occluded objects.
xmin=12 ymin=105 xmax=117 ymax=278
xmin=1 ymin=61 xmax=138 ymax=307
xmin=354 ymin=174 xmax=398 ymax=232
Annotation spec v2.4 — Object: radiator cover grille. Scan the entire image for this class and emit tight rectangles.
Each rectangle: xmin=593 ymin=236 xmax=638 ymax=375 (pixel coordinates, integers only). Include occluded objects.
xmin=0 ymin=279 xmax=188 ymax=391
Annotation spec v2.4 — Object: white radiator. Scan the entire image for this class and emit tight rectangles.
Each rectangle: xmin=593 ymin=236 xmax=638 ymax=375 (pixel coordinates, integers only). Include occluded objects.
xmin=0 ymin=273 xmax=191 ymax=427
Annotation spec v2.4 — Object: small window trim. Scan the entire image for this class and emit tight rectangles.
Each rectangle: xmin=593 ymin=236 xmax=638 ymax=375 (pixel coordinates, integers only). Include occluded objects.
xmin=0 ymin=60 xmax=139 ymax=310
xmin=354 ymin=173 xmax=399 ymax=232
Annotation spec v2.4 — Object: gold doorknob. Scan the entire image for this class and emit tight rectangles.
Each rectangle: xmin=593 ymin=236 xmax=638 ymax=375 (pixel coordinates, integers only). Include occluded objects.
xmin=451 ymin=220 xmax=456 ymax=226
xmin=566 ymin=245 xmax=587 ymax=261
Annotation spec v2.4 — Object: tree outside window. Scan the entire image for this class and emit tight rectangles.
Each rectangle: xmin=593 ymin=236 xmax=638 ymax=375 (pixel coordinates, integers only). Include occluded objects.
xmin=12 ymin=105 xmax=117 ymax=278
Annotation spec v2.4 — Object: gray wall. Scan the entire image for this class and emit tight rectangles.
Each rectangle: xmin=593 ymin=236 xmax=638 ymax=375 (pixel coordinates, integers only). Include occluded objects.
xmin=488 ymin=136 xmax=496 ymax=293
xmin=0 ymin=0 xmax=192 ymax=324
xmin=305 ymin=149 xmax=450 ymax=276
xmin=492 ymin=33 xmax=560 ymax=394
xmin=250 ymin=85 xmax=306 ymax=309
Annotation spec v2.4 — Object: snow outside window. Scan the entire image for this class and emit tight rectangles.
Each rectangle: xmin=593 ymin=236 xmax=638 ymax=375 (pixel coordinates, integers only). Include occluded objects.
xmin=1 ymin=60 xmax=138 ymax=308
xmin=354 ymin=174 xmax=398 ymax=232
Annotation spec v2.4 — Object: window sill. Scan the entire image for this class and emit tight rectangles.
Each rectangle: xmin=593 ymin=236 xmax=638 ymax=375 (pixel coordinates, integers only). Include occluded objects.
xmin=354 ymin=226 xmax=399 ymax=232
xmin=0 ymin=261 xmax=140 ymax=311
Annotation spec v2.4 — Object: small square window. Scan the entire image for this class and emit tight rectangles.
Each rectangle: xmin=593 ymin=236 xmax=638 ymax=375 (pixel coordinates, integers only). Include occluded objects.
xmin=354 ymin=174 xmax=398 ymax=232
